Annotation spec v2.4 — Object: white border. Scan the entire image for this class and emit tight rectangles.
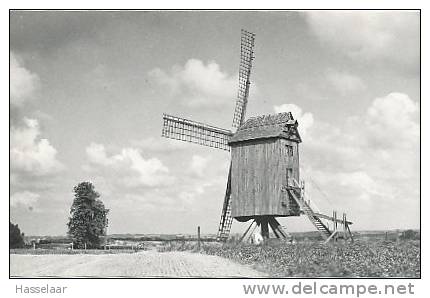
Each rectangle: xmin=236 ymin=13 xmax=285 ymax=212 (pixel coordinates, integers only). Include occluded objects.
xmin=2 ymin=1 xmax=427 ymax=297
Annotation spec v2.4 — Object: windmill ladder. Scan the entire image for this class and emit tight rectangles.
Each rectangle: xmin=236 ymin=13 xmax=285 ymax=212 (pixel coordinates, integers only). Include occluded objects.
xmin=287 ymin=187 xmax=332 ymax=240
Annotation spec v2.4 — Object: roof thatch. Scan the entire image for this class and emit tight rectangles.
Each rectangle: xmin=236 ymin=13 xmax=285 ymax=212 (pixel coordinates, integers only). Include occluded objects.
xmin=228 ymin=112 xmax=302 ymax=144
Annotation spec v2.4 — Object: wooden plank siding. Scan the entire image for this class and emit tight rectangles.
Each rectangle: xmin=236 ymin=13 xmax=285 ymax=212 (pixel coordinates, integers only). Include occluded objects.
xmin=230 ymin=137 xmax=301 ymax=218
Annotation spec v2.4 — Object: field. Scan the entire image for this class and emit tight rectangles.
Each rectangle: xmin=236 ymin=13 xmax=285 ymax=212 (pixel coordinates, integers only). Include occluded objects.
xmin=11 ymin=238 xmax=420 ymax=278
xmin=161 ymin=239 xmax=420 ymax=278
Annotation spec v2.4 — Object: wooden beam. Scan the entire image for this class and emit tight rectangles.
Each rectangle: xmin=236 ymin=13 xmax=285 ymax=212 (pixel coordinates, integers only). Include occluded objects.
xmin=238 ymin=220 xmax=256 ymax=243
xmin=260 ymin=217 xmax=270 ymax=239
xmin=346 ymin=224 xmax=354 ymax=243
xmin=269 ymin=217 xmax=289 ymax=239
xmin=313 ymin=212 xmax=353 ymax=225
xmin=197 ymin=226 xmax=201 ymax=250
xmin=324 ymin=230 xmax=338 ymax=244
xmin=268 ymin=218 xmax=280 ymax=239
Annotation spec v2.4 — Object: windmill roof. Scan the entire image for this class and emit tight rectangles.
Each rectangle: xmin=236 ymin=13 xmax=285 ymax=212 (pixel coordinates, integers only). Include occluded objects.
xmin=228 ymin=112 xmax=302 ymax=144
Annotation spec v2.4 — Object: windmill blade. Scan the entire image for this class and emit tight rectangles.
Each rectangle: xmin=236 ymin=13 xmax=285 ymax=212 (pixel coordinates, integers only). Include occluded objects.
xmin=162 ymin=114 xmax=233 ymax=151
xmin=216 ymin=164 xmax=233 ymax=241
xmin=232 ymin=29 xmax=256 ymax=130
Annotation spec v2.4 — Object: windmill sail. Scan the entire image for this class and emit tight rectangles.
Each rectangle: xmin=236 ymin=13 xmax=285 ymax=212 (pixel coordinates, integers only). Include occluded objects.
xmin=217 ymin=30 xmax=256 ymax=242
xmin=232 ymin=29 xmax=256 ymax=130
xmin=216 ymin=166 xmax=233 ymax=241
xmin=161 ymin=114 xmax=233 ymax=151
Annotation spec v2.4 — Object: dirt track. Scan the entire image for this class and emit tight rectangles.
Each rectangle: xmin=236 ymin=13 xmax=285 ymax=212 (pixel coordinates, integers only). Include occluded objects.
xmin=10 ymin=251 xmax=266 ymax=278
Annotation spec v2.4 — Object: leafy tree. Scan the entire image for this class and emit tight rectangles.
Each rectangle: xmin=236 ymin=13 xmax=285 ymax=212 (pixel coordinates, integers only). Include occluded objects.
xmin=67 ymin=182 xmax=109 ymax=249
xmin=10 ymin=221 xmax=25 ymax=248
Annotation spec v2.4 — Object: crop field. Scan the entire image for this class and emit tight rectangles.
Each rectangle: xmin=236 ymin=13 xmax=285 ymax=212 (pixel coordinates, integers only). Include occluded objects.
xmin=198 ymin=240 xmax=420 ymax=278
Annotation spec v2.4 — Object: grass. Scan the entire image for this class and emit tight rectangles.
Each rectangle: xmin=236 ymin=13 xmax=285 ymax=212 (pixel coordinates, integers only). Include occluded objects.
xmin=159 ymin=239 xmax=420 ymax=278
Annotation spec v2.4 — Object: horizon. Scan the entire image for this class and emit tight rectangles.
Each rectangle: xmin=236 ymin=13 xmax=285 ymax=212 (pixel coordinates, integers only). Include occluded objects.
xmin=24 ymin=227 xmax=421 ymax=239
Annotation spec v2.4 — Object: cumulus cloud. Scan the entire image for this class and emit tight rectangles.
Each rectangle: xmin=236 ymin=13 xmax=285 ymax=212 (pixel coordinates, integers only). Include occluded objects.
xmin=364 ymin=92 xmax=419 ymax=146
xmin=10 ymin=52 xmax=40 ymax=106
xmin=11 ymin=191 xmax=40 ymax=208
xmin=149 ymin=59 xmax=236 ymax=107
xmin=300 ymin=92 xmax=419 ymax=227
xmin=273 ymin=103 xmax=314 ymax=137
xmin=11 ymin=118 xmax=63 ymax=176
xmin=303 ymin=11 xmax=419 ymax=68
xmin=325 ymin=69 xmax=366 ymax=95
xmin=86 ymin=143 xmax=171 ymax=187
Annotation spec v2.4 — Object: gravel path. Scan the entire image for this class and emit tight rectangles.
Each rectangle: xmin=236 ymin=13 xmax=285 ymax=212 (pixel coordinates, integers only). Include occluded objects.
xmin=10 ymin=251 xmax=266 ymax=278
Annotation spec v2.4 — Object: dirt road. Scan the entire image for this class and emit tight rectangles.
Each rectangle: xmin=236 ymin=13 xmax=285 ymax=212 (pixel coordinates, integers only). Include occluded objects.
xmin=10 ymin=251 xmax=266 ymax=278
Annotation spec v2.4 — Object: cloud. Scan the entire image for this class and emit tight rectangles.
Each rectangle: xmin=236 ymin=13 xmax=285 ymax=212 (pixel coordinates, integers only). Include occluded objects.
xmin=325 ymin=69 xmax=365 ymax=95
xmin=273 ymin=103 xmax=314 ymax=137
xmin=364 ymin=92 xmax=419 ymax=147
xmin=149 ymin=59 xmax=236 ymax=107
xmin=11 ymin=118 xmax=64 ymax=176
xmin=300 ymin=92 xmax=419 ymax=227
xmin=86 ymin=143 xmax=114 ymax=167
xmin=130 ymin=136 xmax=189 ymax=152
xmin=11 ymin=191 xmax=40 ymax=208
xmin=189 ymin=155 xmax=210 ymax=177
xmin=86 ymin=143 xmax=171 ymax=187
xmin=303 ymin=11 xmax=419 ymax=68
xmin=10 ymin=52 xmax=40 ymax=106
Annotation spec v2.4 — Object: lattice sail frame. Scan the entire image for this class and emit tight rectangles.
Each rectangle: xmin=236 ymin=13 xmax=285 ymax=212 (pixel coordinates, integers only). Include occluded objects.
xmin=217 ymin=30 xmax=256 ymax=241
xmin=162 ymin=114 xmax=233 ymax=151
xmin=160 ymin=30 xmax=256 ymax=242
xmin=232 ymin=29 xmax=256 ymax=130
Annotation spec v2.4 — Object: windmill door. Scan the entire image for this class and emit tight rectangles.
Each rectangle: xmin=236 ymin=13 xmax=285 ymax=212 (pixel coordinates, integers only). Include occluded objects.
xmin=286 ymin=167 xmax=293 ymax=187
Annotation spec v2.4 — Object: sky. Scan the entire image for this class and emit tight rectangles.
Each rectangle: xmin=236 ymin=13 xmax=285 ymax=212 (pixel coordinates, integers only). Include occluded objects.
xmin=10 ymin=10 xmax=420 ymax=236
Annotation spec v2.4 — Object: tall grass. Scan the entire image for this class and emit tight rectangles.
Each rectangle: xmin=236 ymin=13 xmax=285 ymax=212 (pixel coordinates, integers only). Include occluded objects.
xmin=158 ymin=239 xmax=420 ymax=277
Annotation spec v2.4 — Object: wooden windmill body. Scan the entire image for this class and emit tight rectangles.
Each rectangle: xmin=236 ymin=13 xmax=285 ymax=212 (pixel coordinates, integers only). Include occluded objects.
xmin=229 ymin=113 xmax=302 ymax=234
xmin=161 ymin=30 xmax=353 ymax=242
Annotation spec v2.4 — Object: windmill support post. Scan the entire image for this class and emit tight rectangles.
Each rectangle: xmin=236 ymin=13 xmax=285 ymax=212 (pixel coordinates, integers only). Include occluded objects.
xmin=268 ymin=217 xmax=290 ymax=240
xmin=239 ymin=219 xmax=257 ymax=243
xmin=238 ymin=216 xmax=290 ymax=243
xmin=260 ymin=217 xmax=270 ymax=239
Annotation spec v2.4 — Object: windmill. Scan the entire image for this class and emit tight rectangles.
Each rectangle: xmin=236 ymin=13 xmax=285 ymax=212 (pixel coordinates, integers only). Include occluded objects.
xmin=161 ymin=30 xmax=353 ymax=242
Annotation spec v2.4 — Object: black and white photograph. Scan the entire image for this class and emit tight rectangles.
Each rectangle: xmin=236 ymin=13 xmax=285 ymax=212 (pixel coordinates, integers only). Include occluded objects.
xmin=9 ymin=9 xmax=420 ymax=281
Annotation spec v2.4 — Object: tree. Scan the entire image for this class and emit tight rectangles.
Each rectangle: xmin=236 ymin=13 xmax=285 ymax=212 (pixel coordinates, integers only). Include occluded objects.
xmin=400 ymin=229 xmax=419 ymax=240
xmin=10 ymin=221 xmax=25 ymax=248
xmin=67 ymin=182 xmax=109 ymax=249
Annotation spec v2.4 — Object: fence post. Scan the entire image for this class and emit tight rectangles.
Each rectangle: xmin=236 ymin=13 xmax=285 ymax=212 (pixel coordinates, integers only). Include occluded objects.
xmin=334 ymin=211 xmax=337 ymax=241
xmin=197 ymin=226 xmax=201 ymax=250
